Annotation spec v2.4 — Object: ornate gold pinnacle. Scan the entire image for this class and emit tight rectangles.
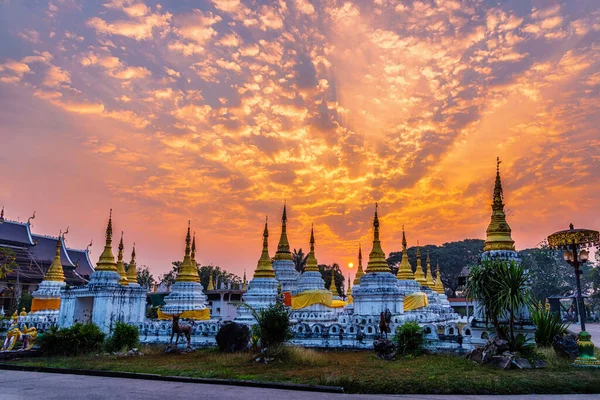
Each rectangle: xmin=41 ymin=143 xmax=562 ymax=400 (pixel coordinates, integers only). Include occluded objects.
xmin=329 ymin=267 xmax=338 ymax=295
xmin=366 ymin=203 xmax=390 ymax=273
xmin=353 ymin=243 xmax=364 ymax=285
xmin=274 ymin=202 xmax=293 ymax=261
xmin=414 ymin=242 xmax=427 ymax=285
xmin=45 ymin=233 xmax=65 ymax=282
xmin=253 ymin=217 xmax=276 ymax=279
xmin=396 ymin=225 xmax=414 ymax=280
xmin=304 ymin=224 xmax=319 ymax=272
xmin=95 ymin=209 xmax=118 ymax=272
xmin=434 ymin=262 xmax=445 ymax=294
xmin=425 ymin=250 xmax=435 ymax=288
xmin=126 ymin=243 xmax=138 ymax=284
xmin=116 ymin=232 xmax=129 ymax=285
xmin=176 ymin=221 xmax=201 ymax=283
xmin=484 ymin=157 xmax=515 ymax=251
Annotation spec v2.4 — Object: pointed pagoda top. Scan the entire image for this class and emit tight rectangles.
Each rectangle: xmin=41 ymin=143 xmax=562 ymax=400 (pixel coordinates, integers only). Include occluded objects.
xmin=414 ymin=241 xmax=427 ymax=285
xmin=434 ymin=261 xmax=445 ymax=294
xmin=329 ymin=267 xmax=338 ymax=295
xmin=207 ymin=266 xmax=215 ymax=290
xmin=397 ymin=225 xmax=414 ymax=279
xmin=353 ymin=242 xmax=364 ymax=285
xmin=253 ymin=216 xmax=276 ymax=278
xmin=116 ymin=231 xmax=128 ymax=285
xmin=191 ymin=231 xmax=197 ymax=266
xmin=366 ymin=203 xmax=390 ymax=273
xmin=274 ymin=201 xmax=292 ymax=261
xmin=305 ymin=223 xmax=319 ymax=272
xmin=95 ymin=209 xmax=118 ymax=272
xmin=484 ymin=157 xmax=515 ymax=252
xmin=425 ymin=250 xmax=435 ymax=287
xmin=347 ymin=274 xmax=352 ymax=295
xmin=45 ymin=232 xmax=65 ymax=282
xmin=0 ymin=206 xmax=4 ymax=223
xmin=242 ymin=269 xmax=247 ymax=290
xmin=176 ymin=221 xmax=200 ymax=282
xmin=126 ymin=242 xmax=138 ymax=284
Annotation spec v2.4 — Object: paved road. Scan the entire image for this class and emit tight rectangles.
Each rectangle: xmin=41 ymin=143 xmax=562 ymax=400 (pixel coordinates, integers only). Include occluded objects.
xmin=568 ymin=323 xmax=600 ymax=347
xmin=0 ymin=370 xmax=597 ymax=400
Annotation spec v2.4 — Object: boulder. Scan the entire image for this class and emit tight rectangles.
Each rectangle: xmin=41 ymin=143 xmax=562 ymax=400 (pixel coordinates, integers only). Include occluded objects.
xmin=216 ymin=322 xmax=250 ymax=353
xmin=553 ymin=334 xmax=579 ymax=361
xmin=512 ymin=358 xmax=532 ymax=369
xmin=467 ymin=347 xmax=483 ymax=364
xmin=488 ymin=355 xmax=513 ymax=370
xmin=374 ymin=338 xmax=396 ymax=361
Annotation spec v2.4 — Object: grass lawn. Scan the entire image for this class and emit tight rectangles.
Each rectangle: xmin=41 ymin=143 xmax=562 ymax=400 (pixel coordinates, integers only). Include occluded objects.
xmin=4 ymin=346 xmax=600 ymax=394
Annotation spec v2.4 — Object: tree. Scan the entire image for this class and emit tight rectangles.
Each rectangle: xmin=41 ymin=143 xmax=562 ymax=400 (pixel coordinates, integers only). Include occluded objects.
xmin=159 ymin=262 xmax=180 ymax=286
xmin=292 ymin=248 xmax=308 ymax=273
xmin=0 ymin=247 xmax=17 ymax=279
xmin=136 ymin=265 xmax=155 ymax=288
xmin=198 ymin=265 xmax=241 ymax=289
xmin=319 ymin=263 xmax=345 ymax=297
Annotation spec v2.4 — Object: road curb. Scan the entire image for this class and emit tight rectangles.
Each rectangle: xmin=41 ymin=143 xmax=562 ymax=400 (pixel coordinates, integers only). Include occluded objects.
xmin=0 ymin=363 xmax=344 ymax=394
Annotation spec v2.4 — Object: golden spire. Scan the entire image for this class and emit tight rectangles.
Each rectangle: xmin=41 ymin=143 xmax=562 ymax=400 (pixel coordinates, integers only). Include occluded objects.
xmin=484 ymin=157 xmax=515 ymax=252
xmin=434 ymin=262 xmax=445 ymax=294
xmin=425 ymin=250 xmax=435 ymax=288
xmin=414 ymin=242 xmax=427 ymax=285
xmin=274 ymin=201 xmax=292 ymax=261
xmin=304 ymin=223 xmax=319 ymax=272
xmin=95 ymin=209 xmax=118 ymax=272
xmin=176 ymin=221 xmax=201 ymax=282
xmin=207 ymin=267 xmax=215 ymax=290
xmin=253 ymin=216 xmax=276 ymax=278
xmin=365 ymin=203 xmax=390 ymax=273
xmin=353 ymin=243 xmax=364 ymax=284
xmin=329 ymin=267 xmax=338 ymax=295
xmin=116 ymin=232 xmax=129 ymax=285
xmin=44 ymin=233 xmax=65 ymax=282
xmin=347 ymin=274 xmax=352 ymax=296
xmin=396 ymin=225 xmax=414 ymax=280
xmin=242 ymin=269 xmax=247 ymax=290
xmin=126 ymin=243 xmax=137 ymax=284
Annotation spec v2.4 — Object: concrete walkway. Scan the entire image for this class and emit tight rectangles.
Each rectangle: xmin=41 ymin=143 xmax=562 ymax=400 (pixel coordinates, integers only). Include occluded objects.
xmin=0 ymin=370 xmax=597 ymax=400
xmin=568 ymin=323 xmax=600 ymax=347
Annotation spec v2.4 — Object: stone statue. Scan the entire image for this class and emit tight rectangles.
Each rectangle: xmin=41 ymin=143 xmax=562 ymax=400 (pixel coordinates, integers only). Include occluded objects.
xmin=2 ymin=324 xmax=38 ymax=351
xmin=379 ymin=309 xmax=392 ymax=338
xmin=170 ymin=315 xmax=193 ymax=348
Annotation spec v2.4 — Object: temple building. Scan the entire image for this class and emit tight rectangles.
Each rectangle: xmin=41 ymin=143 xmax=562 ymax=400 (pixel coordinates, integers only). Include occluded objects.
xmin=272 ymin=203 xmax=300 ymax=294
xmin=58 ymin=211 xmax=146 ymax=333
xmin=0 ymin=209 xmax=94 ymax=315
xmin=234 ymin=218 xmax=279 ymax=323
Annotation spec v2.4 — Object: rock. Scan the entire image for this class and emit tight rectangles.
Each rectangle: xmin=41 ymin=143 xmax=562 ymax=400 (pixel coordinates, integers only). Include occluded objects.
xmin=216 ymin=322 xmax=251 ymax=353
xmin=374 ymin=338 xmax=396 ymax=361
xmin=512 ymin=358 xmax=532 ymax=369
xmin=488 ymin=355 xmax=512 ymax=370
xmin=532 ymin=359 xmax=547 ymax=369
xmin=467 ymin=348 xmax=483 ymax=364
xmin=553 ymin=334 xmax=579 ymax=361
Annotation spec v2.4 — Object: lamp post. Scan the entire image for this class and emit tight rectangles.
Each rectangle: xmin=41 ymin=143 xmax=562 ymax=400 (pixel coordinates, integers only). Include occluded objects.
xmin=548 ymin=223 xmax=600 ymax=367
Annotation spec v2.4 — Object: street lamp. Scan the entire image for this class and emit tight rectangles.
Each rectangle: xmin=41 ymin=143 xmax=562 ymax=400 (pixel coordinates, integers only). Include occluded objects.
xmin=548 ymin=223 xmax=600 ymax=367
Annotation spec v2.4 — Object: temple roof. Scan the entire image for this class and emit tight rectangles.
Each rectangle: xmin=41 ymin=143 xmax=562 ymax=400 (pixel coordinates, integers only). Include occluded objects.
xmin=0 ymin=220 xmax=34 ymax=246
xmin=66 ymin=248 xmax=95 ymax=278
xmin=30 ymin=234 xmax=75 ymax=269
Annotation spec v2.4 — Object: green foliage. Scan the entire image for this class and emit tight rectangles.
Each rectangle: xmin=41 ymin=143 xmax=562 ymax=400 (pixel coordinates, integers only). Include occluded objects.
xmin=136 ymin=265 xmax=155 ymax=288
xmin=0 ymin=247 xmax=17 ymax=279
xmin=17 ymin=293 xmax=33 ymax=313
xmin=394 ymin=321 xmax=423 ymax=356
xmin=319 ymin=263 xmax=345 ymax=296
xmin=198 ymin=265 xmax=241 ymax=289
xmin=292 ymin=248 xmax=309 ymax=273
xmin=146 ymin=306 xmax=159 ymax=319
xmin=466 ymin=260 xmax=531 ymax=349
xmin=388 ymin=239 xmax=484 ymax=297
xmin=513 ymin=333 xmax=535 ymax=354
xmin=531 ymin=306 xmax=569 ymax=347
xmin=246 ymin=303 xmax=292 ymax=348
xmin=106 ymin=322 xmax=139 ymax=352
xmin=38 ymin=323 xmax=105 ymax=356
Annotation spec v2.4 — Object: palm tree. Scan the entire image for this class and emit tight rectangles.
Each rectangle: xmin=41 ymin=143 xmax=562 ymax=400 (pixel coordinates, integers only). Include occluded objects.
xmin=292 ymin=248 xmax=308 ymax=273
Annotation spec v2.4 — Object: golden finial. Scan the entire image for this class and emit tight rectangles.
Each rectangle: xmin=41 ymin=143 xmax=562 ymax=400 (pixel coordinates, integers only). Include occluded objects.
xmin=434 ymin=262 xmax=445 ymax=294
xmin=126 ymin=242 xmax=137 ymax=284
xmin=329 ymin=267 xmax=338 ymax=295
xmin=347 ymin=274 xmax=352 ymax=296
xmin=116 ymin=231 xmax=129 ymax=285
xmin=305 ymin=223 xmax=319 ymax=272
xmin=0 ymin=206 xmax=4 ymax=223
xmin=366 ymin=203 xmax=390 ymax=273
xmin=425 ymin=250 xmax=434 ymax=288
xmin=175 ymin=221 xmax=201 ymax=283
xmin=95 ymin=209 xmax=118 ymax=272
xmin=207 ymin=266 xmax=215 ymax=290
xmin=274 ymin=201 xmax=293 ymax=261
xmin=396 ymin=225 xmax=414 ymax=280
xmin=484 ymin=157 xmax=515 ymax=251
xmin=414 ymin=241 xmax=427 ymax=285
xmin=242 ymin=269 xmax=247 ymax=291
xmin=353 ymin=242 xmax=364 ymax=284
xmin=191 ymin=231 xmax=197 ymax=270
xmin=45 ymin=232 xmax=65 ymax=282
xmin=253 ymin=216 xmax=276 ymax=278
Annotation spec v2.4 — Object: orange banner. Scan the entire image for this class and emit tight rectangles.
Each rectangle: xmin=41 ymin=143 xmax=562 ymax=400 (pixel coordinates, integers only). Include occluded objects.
xmin=31 ymin=298 xmax=61 ymax=312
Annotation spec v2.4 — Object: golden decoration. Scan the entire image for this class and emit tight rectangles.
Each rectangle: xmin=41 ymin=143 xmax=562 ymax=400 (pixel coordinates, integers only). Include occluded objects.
xmin=329 ymin=267 xmax=338 ymax=295
xmin=396 ymin=226 xmax=414 ymax=280
xmin=176 ymin=221 xmax=201 ymax=283
xmin=126 ymin=243 xmax=138 ymax=284
xmin=253 ymin=217 xmax=276 ymax=279
xmin=484 ymin=157 xmax=515 ymax=252
xmin=44 ymin=234 xmax=65 ymax=282
xmin=353 ymin=243 xmax=364 ymax=285
xmin=413 ymin=243 xmax=427 ymax=286
xmin=365 ymin=203 xmax=391 ymax=274
xmin=116 ymin=232 xmax=129 ymax=285
xmin=304 ymin=224 xmax=319 ymax=273
xmin=95 ymin=209 xmax=118 ymax=272
xmin=434 ymin=262 xmax=445 ymax=294
xmin=274 ymin=202 xmax=293 ymax=261
xmin=425 ymin=251 xmax=435 ymax=288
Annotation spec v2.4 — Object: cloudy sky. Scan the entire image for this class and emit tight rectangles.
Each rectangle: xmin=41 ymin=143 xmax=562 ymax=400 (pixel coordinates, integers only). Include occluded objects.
xmin=1 ymin=0 xmax=598 ymax=279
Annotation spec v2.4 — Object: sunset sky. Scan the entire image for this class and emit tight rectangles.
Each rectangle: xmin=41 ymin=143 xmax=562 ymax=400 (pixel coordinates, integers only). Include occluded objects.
xmin=1 ymin=0 xmax=599 ymax=279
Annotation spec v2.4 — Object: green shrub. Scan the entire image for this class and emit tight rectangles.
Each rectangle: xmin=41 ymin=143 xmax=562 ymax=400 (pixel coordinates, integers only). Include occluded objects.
xmin=394 ymin=321 xmax=423 ymax=356
xmin=531 ymin=306 xmax=569 ymax=347
xmin=17 ymin=293 xmax=33 ymax=313
xmin=38 ymin=323 xmax=105 ymax=356
xmin=247 ymin=303 xmax=292 ymax=348
xmin=106 ymin=322 xmax=139 ymax=352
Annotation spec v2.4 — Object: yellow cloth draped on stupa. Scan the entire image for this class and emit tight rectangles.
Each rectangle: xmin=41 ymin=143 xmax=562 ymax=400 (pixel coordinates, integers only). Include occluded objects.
xmin=404 ymin=292 xmax=429 ymax=311
xmin=116 ymin=232 xmax=129 ymax=285
xmin=365 ymin=203 xmax=391 ymax=274
xmin=157 ymin=307 xmax=210 ymax=320
xmin=484 ymin=157 xmax=515 ymax=251
xmin=353 ymin=244 xmax=364 ymax=285
xmin=291 ymin=289 xmax=333 ymax=309
xmin=396 ymin=226 xmax=414 ymax=280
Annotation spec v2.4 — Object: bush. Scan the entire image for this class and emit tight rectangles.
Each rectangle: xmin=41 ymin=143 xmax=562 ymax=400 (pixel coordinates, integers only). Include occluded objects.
xmin=38 ymin=323 xmax=105 ymax=356
xmin=17 ymin=293 xmax=33 ymax=313
xmin=106 ymin=322 xmax=139 ymax=352
xmin=394 ymin=321 xmax=423 ymax=356
xmin=531 ymin=307 xmax=569 ymax=347
xmin=248 ymin=303 xmax=293 ymax=348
